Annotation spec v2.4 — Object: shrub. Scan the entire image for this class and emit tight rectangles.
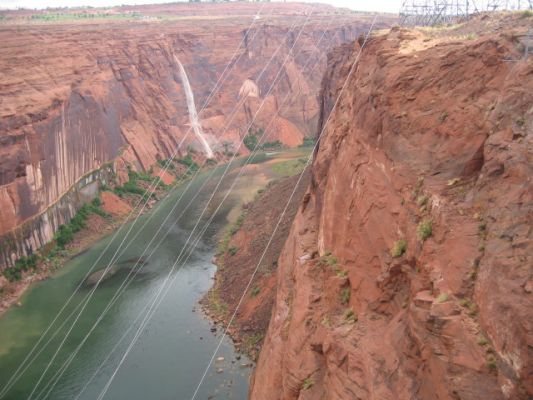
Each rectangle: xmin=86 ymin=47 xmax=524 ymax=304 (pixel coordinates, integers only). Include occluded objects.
xmin=69 ymin=213 xmax=86 ymax=233
xmin=243 ymin=133 xmax=258 ymax=151
xmin=391 ymin=239 xmax=407 ymax=258
xmin=417 ymin=195 xmax=429 ymax=207
xmin=4 ymin=268 xmax=22 ymax=282
xmin=262 ymin=141 xmax=283 ymax=150
xmin=157 ymin=158 xmax=176 ymax=171
xmin=300 ymin=137 xmax=316 ymax=147
xmin=250 ymin=286 xmax=260 ymax=297
xmin=336 ymin=269 xmax=348 ymax=278
xmin=477 ymin=335 xmax=489 ymax=346
xmin=318 ymin=252 xmax=337 ymax=267
xmin=53 ymin=197 xmax=107 ymax=248
xmin=412 ymin=176 xmax=424 ymax=198
xmin=121 ymin=181 xmax=145 ymax=196
xmin=3 ymin=254 xmax=39 ymax=282
xmin=521 ymin=10 xmax=533 ymax=18
xmin=417 ymin=219 xmax=433 ymax=241
xmin=436 ymin=292 xmax=449 ymax=303
xmin=230 ymin=213 xmax=246 ymax=235
xmin=177 ymin=155 xmax=199 ymax=172
xmin=302 ymin=378 xmax=314 ymax=390
xmin=344 ymin=308 xmax=358 ymax=323
xmin=459 ymin=298 xmax=478 ymax=316
xmin=246 ymin=333 xmax=263 ymax=347
xmin=128 ymin=169 xmax=154 ymax=183
xmin=486 ymin=355 xmax=497 ymax=371
xmin=340 ymin=287 xmax=351 ymax=305
xmin=228 ymin=246 xmax=238 ymax=256
xmin=55 ymin=224 xmax=74 ymax=248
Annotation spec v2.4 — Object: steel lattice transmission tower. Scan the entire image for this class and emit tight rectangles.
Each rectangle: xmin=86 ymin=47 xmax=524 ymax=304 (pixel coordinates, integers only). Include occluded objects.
xmin=400 ymin=0 xmax=533 ymax=26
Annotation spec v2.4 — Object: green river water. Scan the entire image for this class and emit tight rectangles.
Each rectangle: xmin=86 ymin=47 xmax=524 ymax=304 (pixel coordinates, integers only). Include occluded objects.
xmin=0 ymin=149 xmax=309 ymax=400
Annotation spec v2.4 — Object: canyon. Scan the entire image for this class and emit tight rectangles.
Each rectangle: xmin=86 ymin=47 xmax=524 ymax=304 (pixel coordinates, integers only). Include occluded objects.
xmin=0 ymin=2 xmax=393 ymax=268
xmin=0 ymin=3 xmax=531 ymax=400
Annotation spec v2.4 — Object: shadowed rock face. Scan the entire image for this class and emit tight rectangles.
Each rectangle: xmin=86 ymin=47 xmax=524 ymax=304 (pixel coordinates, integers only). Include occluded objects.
xmin=251 ymin=14 xmax=532 ymax=400
xmin=0 ymin=3 xmax=395 ymax=265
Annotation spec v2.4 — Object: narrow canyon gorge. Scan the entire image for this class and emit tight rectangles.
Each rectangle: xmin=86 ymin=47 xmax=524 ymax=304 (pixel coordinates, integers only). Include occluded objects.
xmin=0 ymin=3 xmax=531 ymax=400
xmin=0 ymin=2 xmax=391 ymax=267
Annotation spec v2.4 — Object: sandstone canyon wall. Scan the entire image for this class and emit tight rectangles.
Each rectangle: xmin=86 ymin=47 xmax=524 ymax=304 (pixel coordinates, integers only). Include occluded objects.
xmin=0 ymin=3 xmax=394 ymax=267
xmin=251 ymin=14 xmax=532 ymax=400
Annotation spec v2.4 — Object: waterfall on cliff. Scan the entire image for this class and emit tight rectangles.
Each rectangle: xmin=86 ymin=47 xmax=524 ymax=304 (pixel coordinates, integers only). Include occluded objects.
xmin=173 ymin=55 xmax=214 ymax=158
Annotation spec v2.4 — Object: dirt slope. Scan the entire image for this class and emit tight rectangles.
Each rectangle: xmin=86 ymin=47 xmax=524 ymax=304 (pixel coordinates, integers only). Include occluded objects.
xmin=251 ymin=13 xmax=532 ymax=400
xmin=204 ymin=171 xmax=311 ymax=360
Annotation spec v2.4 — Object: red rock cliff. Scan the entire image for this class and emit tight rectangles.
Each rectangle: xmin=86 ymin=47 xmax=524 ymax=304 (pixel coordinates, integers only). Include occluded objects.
xmin=251 ymin=14 xmax=532 ymax=400
xmin=0 ymin=3 xmax=394 ymax=266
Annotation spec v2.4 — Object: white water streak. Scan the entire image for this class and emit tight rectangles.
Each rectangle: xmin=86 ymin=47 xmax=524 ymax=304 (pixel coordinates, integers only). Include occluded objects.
xmin=174 ymin=55 xmax=214 ymax=158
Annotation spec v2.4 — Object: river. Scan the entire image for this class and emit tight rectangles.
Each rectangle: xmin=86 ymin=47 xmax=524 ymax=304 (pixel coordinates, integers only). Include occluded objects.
xmin=0 ymin=149 xmax=310 ymax=400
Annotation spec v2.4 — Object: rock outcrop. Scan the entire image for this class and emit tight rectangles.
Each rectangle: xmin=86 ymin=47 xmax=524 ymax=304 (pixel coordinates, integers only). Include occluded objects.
xmin=0 ymin=3 xmax=394 ymax=266
xmin=251 ymin=14 xmax=532 ymax=400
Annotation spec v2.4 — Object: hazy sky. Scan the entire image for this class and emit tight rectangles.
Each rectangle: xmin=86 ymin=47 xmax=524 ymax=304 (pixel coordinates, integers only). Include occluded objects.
xmin=0 ymin=0 xmax=402 ymax=13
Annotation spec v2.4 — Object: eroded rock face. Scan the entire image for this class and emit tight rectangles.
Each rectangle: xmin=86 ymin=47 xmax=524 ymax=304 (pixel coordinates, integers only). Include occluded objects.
xmin=251 ymin=15 xmax=532 ymax=400
xmin=0 ymin=3 xmax=394 ymax=265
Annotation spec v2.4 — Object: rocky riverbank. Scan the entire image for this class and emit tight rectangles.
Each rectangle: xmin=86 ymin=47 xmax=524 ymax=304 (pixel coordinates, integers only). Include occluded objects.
xmin=202 ymin=171 xmax=311 ymax=360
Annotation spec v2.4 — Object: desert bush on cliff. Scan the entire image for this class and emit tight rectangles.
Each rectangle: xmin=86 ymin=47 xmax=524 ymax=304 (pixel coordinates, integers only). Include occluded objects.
xmin=344 ymin=308 xmax=358 ymax=323
xmin=230 ymin=213 xmax=246 ymax=235
xmin=340 ymin=287 xmax=351 ymax=305
xmin=477 ymin=335 xmax=489 ymax=346
xmin=318 ymin=252 xmax=337 ymax=267
xmin=302 ymin=378 xmax=314 ymax=390
xmin=417 ymin=219 xmax=433 ymax=241
xmin=391 ymin=239 xmax=407 ymax=258
xmin=228 ymin=246 xmax=239 ymax=256
xmin=436 ymin=292 xmax=449 ymax=303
